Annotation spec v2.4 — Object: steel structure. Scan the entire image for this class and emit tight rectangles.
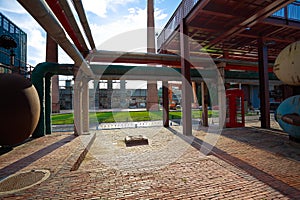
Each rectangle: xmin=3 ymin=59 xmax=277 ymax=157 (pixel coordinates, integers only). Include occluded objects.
xmin=16 ymin=0 xmax=300 ymax=136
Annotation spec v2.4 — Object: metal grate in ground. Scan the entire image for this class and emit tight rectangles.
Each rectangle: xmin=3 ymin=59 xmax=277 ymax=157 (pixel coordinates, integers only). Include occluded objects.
xmin=0 ymin=169 xmax=50 ymax=195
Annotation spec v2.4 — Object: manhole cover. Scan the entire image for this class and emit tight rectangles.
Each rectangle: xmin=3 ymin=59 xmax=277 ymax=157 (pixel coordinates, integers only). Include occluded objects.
xmin=0 ymin=169 xmax=50 ymax=195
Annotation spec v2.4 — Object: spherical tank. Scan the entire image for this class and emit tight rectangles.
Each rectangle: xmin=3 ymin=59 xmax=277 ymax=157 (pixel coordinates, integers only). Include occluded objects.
xmin=274 ymin=41 xmax=300 ymax=86
xmin=0 ymin=73 xmax=40 ymax=146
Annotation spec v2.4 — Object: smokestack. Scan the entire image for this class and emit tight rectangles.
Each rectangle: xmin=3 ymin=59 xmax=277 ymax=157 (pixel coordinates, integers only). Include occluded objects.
xmin=146 ymin=0 xmax=159 ymax=111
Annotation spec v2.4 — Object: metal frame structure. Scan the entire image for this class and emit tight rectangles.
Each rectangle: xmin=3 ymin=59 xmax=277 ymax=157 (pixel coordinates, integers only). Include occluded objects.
xmin=16 ymin=0 xmax=300 ymax=136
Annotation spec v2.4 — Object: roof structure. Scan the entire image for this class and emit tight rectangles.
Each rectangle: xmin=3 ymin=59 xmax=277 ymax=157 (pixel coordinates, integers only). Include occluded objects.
xmin=158 ymin=0 xmax=300 ymax=64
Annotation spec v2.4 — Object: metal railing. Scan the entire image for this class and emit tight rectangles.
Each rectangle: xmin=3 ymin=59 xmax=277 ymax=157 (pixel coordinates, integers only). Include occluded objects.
xmin=157 ymin=0 xmax=199 ymax=50
xmin=157 ymin=0 xmax=300 ymax=51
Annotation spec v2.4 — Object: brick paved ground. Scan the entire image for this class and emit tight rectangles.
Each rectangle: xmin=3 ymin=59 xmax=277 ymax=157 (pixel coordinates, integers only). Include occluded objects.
xmin=0 ymin=121 xmax=300 ymax=199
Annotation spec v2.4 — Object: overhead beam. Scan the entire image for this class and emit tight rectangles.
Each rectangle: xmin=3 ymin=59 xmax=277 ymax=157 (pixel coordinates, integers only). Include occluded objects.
xmin=88 ymin=50 xmax=274 ymax=68
xmin=205 ymin=0 xmax=296 ymax=49
xmin=263 ymin=17 xmax=300 ymax=30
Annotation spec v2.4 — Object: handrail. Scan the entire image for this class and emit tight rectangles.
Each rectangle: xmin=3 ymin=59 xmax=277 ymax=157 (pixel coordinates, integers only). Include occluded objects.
xmin=157 ymin=0 xmax=199 ymax=50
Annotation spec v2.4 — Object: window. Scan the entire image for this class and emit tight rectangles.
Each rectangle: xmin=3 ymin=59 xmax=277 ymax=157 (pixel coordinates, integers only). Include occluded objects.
xmin=3 ymin=18 xmax=8 ymax=31
xmin=10 ymin=24 xmax=14 ymax=33
xmin=15 ymin=28 xmax=20 ymax=35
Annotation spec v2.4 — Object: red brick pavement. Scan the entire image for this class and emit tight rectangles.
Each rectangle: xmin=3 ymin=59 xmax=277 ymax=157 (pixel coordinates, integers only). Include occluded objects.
xmin=0 ymin=126 xmax=299 ymax=199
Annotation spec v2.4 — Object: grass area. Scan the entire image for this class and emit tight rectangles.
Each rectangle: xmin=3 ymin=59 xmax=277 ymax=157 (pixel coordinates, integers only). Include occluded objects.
xmin=52 ymin=110 xmax=218 ymax=125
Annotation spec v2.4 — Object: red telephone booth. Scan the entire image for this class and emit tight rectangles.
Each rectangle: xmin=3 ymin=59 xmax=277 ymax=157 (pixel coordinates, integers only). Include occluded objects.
xmin=226 ymin=89 xmax=245 ymax=128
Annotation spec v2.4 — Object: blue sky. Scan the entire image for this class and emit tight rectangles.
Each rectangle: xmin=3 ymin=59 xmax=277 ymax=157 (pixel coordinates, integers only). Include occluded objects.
xmin=0 ymin=0 xmax=181 ymax=66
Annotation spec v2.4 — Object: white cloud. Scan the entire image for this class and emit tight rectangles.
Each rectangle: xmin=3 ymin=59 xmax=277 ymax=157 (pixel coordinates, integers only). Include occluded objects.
xmin=90 ymin=7 xmax=168 ymax=51
xmin=0 ymin=0 xmax=169 ymax=66
xmin=82 ymin=0 xmax=137 ymax=18
xmin=0 ymin=0 xmax=27 ymax=14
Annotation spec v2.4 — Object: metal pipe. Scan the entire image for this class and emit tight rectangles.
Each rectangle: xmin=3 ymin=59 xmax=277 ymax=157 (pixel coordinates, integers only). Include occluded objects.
xmin=45 ymin=0 xmax=84 ymax=53
xmin=72 ymin=0 xmax=96 ymax=50
xmin=31 ymin=62 xmax=74 ymax=137
xmin=58 ymin=0 xmax=89 ymax=55
xmin=88 ymin=50 xmax=274 ymax=69
xmin=17 ymin=0 xmax=93 ymax=76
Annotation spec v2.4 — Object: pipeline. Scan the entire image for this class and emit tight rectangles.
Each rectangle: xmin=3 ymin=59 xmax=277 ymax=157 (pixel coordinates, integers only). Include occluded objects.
xmin=59 ymin=0 xmax=89 ymax=55
xmin=31 ymin=62 xmax=278 ymax=137
xmin=31 ymin=62 xmax=74 ymax=137
xmin=88 ymin=50 xmax=274 ymax=69
xmin=72 ymin=0 xmax=96 ymax=50
xmin=17 ymin=0 xmax=93 ymax=77
xmin=45 ymin=0 xmax=84 ymax=53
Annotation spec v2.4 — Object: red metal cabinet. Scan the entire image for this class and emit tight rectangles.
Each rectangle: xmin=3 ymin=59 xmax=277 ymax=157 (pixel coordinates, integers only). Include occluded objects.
xmin=226 ymin=89 xmax=245 ymax=128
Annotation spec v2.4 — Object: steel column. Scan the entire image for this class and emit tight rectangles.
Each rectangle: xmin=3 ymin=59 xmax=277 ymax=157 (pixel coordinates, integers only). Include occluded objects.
xmin=201 ymin=82 xmax=209 ymax=127
xmin=192 ymin=81 xmax=198 ymax=108
xmin=46 ymin=34 xmax=60 ymax=114
xmin=258 ymin=38 xmax=270 ymax=128
xmin=180 ymin=18 xmax=192 ymax=136
xmin=162 ymin=81 xmax=169 ymax=127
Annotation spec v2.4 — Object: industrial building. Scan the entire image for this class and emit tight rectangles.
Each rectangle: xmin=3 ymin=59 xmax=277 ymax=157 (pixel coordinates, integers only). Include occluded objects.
xmin=0 ymin=12 xmax=27 ymax=74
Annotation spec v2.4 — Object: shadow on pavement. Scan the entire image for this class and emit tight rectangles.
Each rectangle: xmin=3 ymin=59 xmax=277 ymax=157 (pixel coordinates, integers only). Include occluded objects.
xmin=167 ymin=127 xmax=300 ymax=199
xmin=0 ymin=135 xmax=76 ymax=179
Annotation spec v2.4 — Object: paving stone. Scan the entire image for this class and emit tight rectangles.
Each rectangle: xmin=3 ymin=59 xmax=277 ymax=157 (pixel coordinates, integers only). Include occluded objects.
xmin=0 ymin=121 xmax=299 ymax=199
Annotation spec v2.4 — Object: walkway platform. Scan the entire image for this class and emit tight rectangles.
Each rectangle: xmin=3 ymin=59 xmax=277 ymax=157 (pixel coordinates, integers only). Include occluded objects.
xmin=0 ymin=123 xmax=299 ymax=199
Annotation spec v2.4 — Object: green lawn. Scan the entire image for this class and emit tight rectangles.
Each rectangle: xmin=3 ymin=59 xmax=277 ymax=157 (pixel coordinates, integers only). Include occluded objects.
xmin=52 ymin=110 xmax=217 ymax=125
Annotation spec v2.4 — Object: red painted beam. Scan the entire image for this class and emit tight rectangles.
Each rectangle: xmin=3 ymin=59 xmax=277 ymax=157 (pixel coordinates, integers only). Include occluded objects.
xmin=45 ymin=0 xmax=84 ymax=53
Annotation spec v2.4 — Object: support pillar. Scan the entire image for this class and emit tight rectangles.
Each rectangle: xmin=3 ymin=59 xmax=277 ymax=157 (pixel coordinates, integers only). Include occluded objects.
xmin=192 ymin=82 xmax=199 ymax=109
xmin=82 ymin=79 xmax=89 ymax=132
xmin=162 ymin=81 xmax=169 ymax=127
xmin=258 ymin=38 xmax=270 ymax=128
xmin=120 ymin=80 xmax=127 ymax=108
xmin=146 ymin=0 xmax=158 ymax=111
xmin=74 ymin=67 xmax=83 ymax=136
xmin=201 ymin=82 xmax=209 ymax=127
xmin=46 ymin=34 xmax=60 ymax=113
xmin=217 ymin=62 xmax=226 ymax=128
xmin=45 ymin=74 xmax=52 ymax=134
xmin=107 ymin=80 xmax=113 ymax=108
xmin=180 ymin=18 xmax=192 ymax=136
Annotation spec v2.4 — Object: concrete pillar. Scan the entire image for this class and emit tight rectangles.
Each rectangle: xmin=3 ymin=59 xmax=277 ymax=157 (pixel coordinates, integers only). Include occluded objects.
xmin=147 ymin=0 xmax=159 ymax=111
xmin=120 ymin=80 xmax=127 ymax=108
xmin=258 ymin=38 xmax=270 ymax=128
xmin=180 ymin=18 xmax=192 ymax=136
xmin=217 ymin=62 xmax=226 ymax=128
xmin=82 ymin=79 xmax=89 ymax=132
xmin=46 ymin=34 xmax=60 ymax=113
xmin=201 ymin=82 xmax=209 ymax=127
xmin=73 ymin=67 xmax=83 ymax=136
xmin=107 ymin=80 xmax=113 ymax=109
